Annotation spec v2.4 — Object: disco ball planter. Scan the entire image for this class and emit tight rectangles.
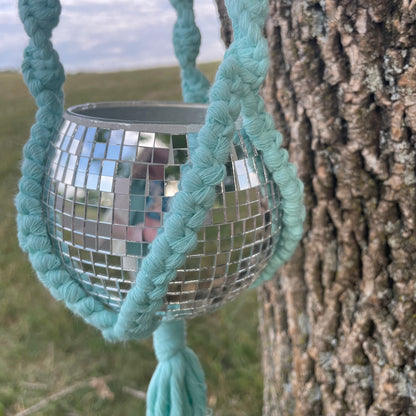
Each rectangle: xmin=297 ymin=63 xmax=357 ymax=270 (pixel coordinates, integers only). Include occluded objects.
xmin=42 ymin=101 xmax=283 ymax=319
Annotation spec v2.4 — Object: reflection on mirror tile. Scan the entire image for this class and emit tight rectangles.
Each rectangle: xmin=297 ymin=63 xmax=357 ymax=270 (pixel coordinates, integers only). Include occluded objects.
xmin=94 ymin=143 xmax=106 ymax=158
xmin=107 ymin=145 xmax=121 ymax=160
xmin=124 ymin=131 xmax=138 ymax=146
xmin=140 ymin=132 xmax=155 ymax=147
xmin=74 ymin=125 xmax=85 ymax=141
xmin=172 ymin=134 xmax=187 ymax=149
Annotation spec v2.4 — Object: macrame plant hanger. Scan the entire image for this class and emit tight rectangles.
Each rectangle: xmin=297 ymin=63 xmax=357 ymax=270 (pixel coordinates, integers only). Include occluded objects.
xmin=16 ymin=0 xmax=305 ymax=414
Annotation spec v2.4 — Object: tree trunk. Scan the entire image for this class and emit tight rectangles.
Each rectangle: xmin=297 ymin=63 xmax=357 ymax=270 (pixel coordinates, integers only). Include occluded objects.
xmin=216 ymin=1 xmax=416 ymax=414
xmin=214 ymin=0 xmax=233 ymax=48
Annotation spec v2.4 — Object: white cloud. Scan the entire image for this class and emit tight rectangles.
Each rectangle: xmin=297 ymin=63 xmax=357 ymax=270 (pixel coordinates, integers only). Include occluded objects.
xmin=0 ymin=0 xmax=225 ymax=72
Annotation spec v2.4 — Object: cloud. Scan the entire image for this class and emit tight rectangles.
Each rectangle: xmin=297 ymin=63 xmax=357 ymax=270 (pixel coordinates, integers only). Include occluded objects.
xmin=0 ymin=0 xmax=224 ymax=72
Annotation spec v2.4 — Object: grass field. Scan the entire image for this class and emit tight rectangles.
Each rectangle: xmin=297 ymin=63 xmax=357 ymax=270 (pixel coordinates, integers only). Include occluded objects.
xmin=0 ymin=64 xmax=263 ymax=416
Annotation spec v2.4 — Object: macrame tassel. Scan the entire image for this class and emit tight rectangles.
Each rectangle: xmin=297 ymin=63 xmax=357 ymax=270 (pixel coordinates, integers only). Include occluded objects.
xmin=147 ymin=320 xmax=207 ymax=416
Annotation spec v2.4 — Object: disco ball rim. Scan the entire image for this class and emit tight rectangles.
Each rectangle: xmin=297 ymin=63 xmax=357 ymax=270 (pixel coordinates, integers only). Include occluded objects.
xmin=65 ymin=101 xmax=243 ymax=134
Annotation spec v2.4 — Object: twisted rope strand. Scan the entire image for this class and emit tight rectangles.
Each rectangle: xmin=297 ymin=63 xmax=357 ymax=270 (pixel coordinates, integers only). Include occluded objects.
xmin=169 ymin=0 xmax=210 ymax=104
xmin=17 ymin=0 xmax=118 ymax=335
xmin=223 ymin=0 xmax=305 ymax=286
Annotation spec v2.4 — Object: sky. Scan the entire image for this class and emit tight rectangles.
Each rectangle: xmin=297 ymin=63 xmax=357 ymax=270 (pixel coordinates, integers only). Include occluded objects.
xmin=0 ymin=0 xmax=225 ymax=72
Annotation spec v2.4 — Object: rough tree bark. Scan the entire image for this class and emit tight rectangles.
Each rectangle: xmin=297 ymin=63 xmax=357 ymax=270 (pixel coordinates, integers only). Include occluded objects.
xmin=214 ymin=0 xmax=233 ymax=48
xmin=215 ymin=1 xmax=416 ymax=415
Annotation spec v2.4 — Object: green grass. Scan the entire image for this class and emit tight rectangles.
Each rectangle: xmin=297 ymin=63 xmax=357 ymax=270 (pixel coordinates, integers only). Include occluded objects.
xmin=0 ymin=64 xmax=262 ymax=416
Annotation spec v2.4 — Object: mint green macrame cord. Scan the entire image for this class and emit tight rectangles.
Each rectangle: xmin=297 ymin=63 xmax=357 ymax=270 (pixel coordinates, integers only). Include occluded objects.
xmin=17 ymin=0 xmax=116 ymax=334
xmin=16 ymin=1 xmax=303 ymax=415
xmin=170 ymin=0 xmax=210 ymax=104
xmin=223 ymin=1 xmax=305 ymax=287
xmin=148 ymin=2 xmax=210 ymax=414
xmin=16 ymin=0 xmax=304 ymax=345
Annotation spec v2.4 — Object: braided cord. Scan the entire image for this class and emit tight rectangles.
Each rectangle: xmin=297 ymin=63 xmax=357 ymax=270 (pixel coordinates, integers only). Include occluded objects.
xmin=110 ymin=0 xmax=305 ymax=340
xmin=109 ymin=27 xmax=245 ymax=341
xmin=169 ymin=0 xmax=304 ymax=284
xmin=223 ymin=0 xmax=305 ymax=286
xmin=17 ymin=0 xmax=118 ymax=336
xmin=17 ymin=0 xmax=304 ymax=343
xmin=169 ymin=0 xmax=210 ymax=103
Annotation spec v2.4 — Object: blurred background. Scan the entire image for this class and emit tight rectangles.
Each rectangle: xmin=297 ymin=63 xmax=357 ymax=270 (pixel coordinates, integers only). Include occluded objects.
xmin=0 ymin=1 xmax=262 ymax=415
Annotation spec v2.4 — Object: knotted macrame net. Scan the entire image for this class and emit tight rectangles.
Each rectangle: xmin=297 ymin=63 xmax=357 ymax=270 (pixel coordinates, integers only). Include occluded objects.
xmin=16 ymin=0 xmax=305 ymax=414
